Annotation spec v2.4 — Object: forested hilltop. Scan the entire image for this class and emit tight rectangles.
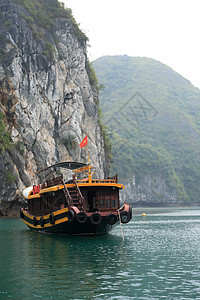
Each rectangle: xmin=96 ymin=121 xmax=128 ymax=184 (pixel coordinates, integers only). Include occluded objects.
xmin=93 ymin=55 xmax=200 ymax=205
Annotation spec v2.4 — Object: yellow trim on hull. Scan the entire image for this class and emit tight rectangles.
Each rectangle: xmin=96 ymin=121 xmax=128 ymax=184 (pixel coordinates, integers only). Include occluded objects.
xmin=77 ymin=183 xmax=124 ymax=189
xmin=23 ymin=207 xmax=68 ymax=219
xmin=39 ymin=185 xmax=64 ymax=194
xmin=28 ymin=194 xmax=41 ymax=199
xmin=22 ymin=217 xmax=68 ymax=229
xmin=40 ymin=182 xmax=124 ymax=190
xmin=22 ymin=207 xmax=69 ymax=229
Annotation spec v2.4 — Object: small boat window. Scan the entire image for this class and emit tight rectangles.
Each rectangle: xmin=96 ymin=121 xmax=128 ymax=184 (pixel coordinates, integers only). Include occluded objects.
xmin=97 ymin=191 xmax=118 ymax=209
xmin=111 ymin=194 xmax=117 ymax=208
xmin=105 ymin=195 xmax=111 ymax=208
xmin=100 ymin=196 xmax=104 ymax=209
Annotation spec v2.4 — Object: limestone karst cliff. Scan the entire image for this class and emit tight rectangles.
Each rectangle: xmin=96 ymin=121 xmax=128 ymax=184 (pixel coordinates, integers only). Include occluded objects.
xmin=0 ymin=0 xmax=108 ymax=215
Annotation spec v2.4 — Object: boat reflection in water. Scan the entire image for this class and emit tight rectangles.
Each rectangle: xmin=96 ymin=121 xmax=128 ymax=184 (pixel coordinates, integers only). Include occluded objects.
xmin=20 ymin=161 xmax=132 ymax=236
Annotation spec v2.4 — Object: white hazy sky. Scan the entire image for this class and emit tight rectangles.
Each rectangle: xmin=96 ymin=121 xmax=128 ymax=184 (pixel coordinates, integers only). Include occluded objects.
xmin=63 ymin=0 xmax=200 ymax=88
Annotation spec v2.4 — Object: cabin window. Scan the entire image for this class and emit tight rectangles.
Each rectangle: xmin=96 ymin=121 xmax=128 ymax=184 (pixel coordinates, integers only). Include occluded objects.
xmin=97 ymin=191 xmax=118 ymax=209
xmin=105 ymin=195 xmax=111 ymax=208
xmin=111 ymin=195 xmax=117 ymax=208
xmin=100 ymin=196 xmax=104 ymax=209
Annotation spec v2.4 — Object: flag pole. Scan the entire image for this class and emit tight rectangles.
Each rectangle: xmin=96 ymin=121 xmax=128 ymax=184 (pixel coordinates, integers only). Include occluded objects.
xmin=87 ymin=140 xmax=90 ymax=166
xmin=87 ymin=135 xmax=92 ymax=183
xmin=79 ymin=135 xmax=91 ymax=182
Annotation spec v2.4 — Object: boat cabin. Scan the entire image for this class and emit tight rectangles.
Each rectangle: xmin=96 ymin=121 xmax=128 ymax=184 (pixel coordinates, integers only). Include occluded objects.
xmin=27 ymin=165 xmax=122 ymax=217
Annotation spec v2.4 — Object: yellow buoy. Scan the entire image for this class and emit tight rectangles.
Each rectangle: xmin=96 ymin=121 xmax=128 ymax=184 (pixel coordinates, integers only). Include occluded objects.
xmin=142 ymin=213 xmax=146 ymax=217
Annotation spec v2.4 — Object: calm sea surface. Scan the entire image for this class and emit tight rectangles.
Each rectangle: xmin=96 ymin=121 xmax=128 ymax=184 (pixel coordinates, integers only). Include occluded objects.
xmin=1 ymin=208 xmax=200 ymax=299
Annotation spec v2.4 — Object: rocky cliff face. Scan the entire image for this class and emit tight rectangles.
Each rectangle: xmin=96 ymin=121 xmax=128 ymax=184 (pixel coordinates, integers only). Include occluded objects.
xmin=121 ymin=174 xmax=180 ymax=206
xmin=0 ymin=0 xmax=108 ymax=215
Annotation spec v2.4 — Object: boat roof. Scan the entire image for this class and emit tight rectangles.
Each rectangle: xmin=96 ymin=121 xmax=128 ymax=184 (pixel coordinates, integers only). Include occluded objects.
xmin=36 ymin=161 xmax=88 ymax=174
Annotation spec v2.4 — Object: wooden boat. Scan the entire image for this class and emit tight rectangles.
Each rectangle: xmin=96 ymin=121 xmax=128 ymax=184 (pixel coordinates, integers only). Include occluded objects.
xmin=20 ymin=161 xmax=132 ymax=235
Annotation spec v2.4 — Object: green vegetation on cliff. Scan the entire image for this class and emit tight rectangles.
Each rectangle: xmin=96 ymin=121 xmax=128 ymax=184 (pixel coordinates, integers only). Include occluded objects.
xmin=13 ymin=0 xmax=87 ymax=43
xmin=93 ymin=55 xmax=200 ymax=203
xmin=0 ymin=111 xmax=11 ymax=152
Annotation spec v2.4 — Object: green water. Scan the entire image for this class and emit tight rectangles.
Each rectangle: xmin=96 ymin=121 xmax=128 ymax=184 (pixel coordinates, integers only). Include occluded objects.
xmin=1 ymin=209 xmax=200 ymax=299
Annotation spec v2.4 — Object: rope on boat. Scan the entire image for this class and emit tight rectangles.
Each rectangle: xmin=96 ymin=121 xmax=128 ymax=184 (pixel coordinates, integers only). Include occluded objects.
xmin=118 ymin=209 xmax=124 ymax=242
xmin=118 ymin=203 xmax=125 ymax=212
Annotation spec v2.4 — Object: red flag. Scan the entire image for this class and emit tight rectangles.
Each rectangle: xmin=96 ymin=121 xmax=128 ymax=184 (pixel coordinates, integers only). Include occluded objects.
xmin=79 ymin=136 xmax=88 ymax=148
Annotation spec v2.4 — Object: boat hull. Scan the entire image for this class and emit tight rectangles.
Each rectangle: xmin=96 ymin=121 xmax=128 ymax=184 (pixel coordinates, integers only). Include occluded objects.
xmin=20 ymin=208 xmax=120 ymax=236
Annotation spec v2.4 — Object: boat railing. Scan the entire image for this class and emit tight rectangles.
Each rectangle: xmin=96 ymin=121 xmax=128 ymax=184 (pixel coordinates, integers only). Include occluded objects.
xmin=107 ymin=174 xmax=118 ymax=183
xmin=76 ymin=174 xmax=118 ymax=184
xmin=43 ymin=174 xmax=118 ymax=187
xmin=46 ymin=175 xmax=63 ymax=188
xmin=76 ymin=178 xmax=117 ymax=184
